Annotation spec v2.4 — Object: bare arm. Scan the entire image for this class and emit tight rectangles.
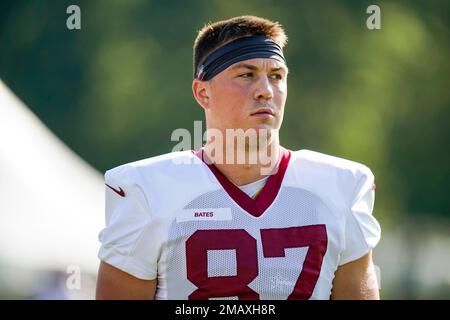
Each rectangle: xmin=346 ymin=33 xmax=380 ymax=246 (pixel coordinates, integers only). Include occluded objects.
xmin=96 ymin=261 xmax=157 ymax=300
xmin=330 ymin=251 xmax=379 ymax=300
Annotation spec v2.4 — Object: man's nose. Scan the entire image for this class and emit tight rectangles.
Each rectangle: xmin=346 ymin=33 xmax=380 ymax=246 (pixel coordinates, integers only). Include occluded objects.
xmin=253 ymin=75 xmax=273 ymax=101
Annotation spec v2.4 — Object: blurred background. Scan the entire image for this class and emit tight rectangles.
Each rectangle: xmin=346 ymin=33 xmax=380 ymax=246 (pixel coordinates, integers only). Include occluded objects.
xmin=0 ymin=0 xmax=448 ymax=299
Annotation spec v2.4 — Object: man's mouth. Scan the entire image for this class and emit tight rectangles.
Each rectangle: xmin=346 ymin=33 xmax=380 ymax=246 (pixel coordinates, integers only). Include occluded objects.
xmin=251 ymin=108 xmax=275 ymax=118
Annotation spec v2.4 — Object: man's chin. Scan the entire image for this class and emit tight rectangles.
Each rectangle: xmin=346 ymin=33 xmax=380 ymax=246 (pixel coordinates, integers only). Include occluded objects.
xmin=248 ymin=123 xmax=277 ymax=132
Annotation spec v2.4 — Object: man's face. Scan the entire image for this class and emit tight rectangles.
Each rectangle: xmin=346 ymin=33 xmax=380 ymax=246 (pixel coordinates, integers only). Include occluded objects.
xmin=205 ymin=58 xmax=288 ymax=133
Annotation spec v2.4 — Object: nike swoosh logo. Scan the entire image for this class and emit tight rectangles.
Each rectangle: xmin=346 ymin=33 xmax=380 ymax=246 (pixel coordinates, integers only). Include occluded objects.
xmin=105 ymin=184 xmax=125 ymax=197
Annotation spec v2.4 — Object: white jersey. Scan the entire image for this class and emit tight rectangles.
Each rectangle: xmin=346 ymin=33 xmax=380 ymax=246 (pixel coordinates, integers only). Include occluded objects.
xmin=98 ymin=147 xmax=381 ymax=300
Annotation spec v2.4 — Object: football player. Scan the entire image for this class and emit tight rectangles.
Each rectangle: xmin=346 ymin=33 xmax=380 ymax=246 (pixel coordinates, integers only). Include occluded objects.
xmin=96 ymin=15 xmax=381 ymax=300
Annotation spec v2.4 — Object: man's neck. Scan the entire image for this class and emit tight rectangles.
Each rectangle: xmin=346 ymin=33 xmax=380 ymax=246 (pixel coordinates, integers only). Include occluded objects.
xmin=203 ymin=141 xmax=281 ymax=186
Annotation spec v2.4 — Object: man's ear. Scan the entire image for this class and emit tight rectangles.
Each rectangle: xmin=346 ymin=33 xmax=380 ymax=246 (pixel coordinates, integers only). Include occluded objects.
xmin=192 ymin=79 xmax=210 ymax=110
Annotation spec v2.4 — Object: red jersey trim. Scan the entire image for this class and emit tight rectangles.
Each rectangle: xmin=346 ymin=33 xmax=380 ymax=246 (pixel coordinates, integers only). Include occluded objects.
xmin=193 ymin=147 xmax=291 ymax=217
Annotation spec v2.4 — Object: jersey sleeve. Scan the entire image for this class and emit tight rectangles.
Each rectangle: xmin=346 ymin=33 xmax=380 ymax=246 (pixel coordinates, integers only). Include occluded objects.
xmin=97 ymin=165 xmax=158 ymax=280
xmin=339 ymin=166 xmax=381 ymax=265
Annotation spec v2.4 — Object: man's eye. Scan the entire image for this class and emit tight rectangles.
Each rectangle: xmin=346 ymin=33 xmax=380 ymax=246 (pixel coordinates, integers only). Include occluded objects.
xmin=270 ymin=73 xmax=282 ymax=80
xmin=239 ymin=73 xmax=253 ymax=78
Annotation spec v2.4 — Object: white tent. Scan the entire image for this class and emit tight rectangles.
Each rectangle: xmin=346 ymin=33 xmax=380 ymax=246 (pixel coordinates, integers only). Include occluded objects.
xmin=0 ymin=80 xmax=104 ymax=297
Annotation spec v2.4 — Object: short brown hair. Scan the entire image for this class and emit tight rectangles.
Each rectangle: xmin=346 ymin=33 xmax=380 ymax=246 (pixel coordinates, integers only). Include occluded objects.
xmin=193 ymin=15 xmax=288 ymax=78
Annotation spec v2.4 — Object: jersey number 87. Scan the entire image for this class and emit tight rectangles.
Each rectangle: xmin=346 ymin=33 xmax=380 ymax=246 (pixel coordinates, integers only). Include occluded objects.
xmin=185 ymin=225 xmax=328 ymax=300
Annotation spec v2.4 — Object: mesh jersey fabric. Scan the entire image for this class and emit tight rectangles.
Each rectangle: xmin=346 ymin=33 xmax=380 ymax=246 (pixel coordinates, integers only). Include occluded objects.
xmin=98 ymin=148 xmax=381 ymax=300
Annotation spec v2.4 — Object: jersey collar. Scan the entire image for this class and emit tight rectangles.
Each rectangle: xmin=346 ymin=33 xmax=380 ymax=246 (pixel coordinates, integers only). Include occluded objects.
xmin=193 ymin=146 xmax=291 ymax=217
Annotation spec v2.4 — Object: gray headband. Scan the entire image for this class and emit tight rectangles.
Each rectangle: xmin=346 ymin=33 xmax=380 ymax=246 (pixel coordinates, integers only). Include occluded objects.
xmin=196 ymin=35 xmax=286 ymax=81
